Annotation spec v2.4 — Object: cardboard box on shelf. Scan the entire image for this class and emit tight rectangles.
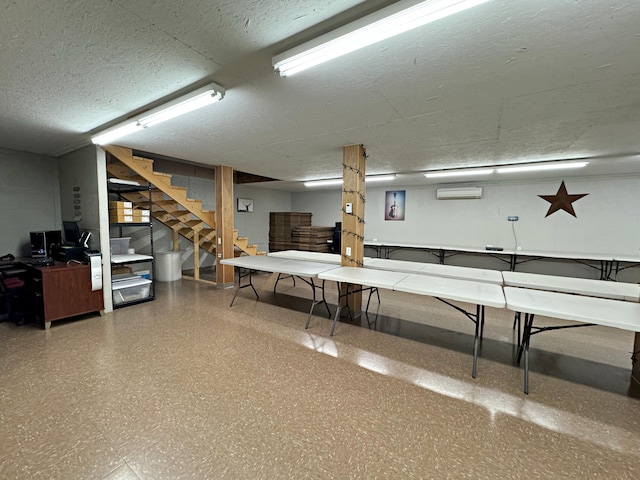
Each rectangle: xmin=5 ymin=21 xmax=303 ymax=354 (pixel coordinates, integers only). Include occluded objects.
xmin=110 ymin=207 xmax=134 ymax=216
xmin=112 ymin=265 xmax=133 ymax=275
xmin=132 ymin=211 xmax=150 ymax=222
xmin=109 ymin=201 xmax=133 ymax=209
xmin=110 ymin=212 xmax=134 ymax=223
xmin=109 ymin=209 xmax=150 ymax=223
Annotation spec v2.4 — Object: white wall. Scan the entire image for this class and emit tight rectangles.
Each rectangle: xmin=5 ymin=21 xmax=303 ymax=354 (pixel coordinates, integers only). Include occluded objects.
xmin=0 ymin=148 xmax=61 ymax=256
xmin=235 ymin=184 xmax=292 ymax=253
xmin=293 ymin=174 xmax=640 ymax=281
xmin=58 ymin=145 xmax=102 ymax=250
xmin=290 ymin=189 xmax=342 ymax=228
xmin=363 ymin=176 xmax=640 ymax=256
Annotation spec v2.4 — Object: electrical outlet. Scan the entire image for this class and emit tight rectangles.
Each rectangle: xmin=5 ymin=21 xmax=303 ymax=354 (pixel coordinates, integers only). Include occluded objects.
xmin=345 ymin=203 xmax=353 ymax=214
xmin=508 ymin=216 xmax=519 ymax=221
xmin=345 ymin=246 xmax=351 ymax=256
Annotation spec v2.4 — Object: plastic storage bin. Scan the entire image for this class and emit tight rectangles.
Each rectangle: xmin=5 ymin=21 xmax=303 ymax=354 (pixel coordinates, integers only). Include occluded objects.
xmin=110 ymin=237 xmax=131 ymax=255
xmin=112 ymin=277 xmax=152 ymax=305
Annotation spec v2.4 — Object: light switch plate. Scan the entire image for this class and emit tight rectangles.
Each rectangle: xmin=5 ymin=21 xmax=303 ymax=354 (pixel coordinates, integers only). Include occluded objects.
xmin=345 ymin=203 xmax=353 ymax=214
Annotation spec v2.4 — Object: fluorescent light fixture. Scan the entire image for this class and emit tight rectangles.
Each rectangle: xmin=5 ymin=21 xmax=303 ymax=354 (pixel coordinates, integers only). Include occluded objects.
xmin=91 ymin=83 xmax=225 ymax=145
xmin=90 ymin=123 xmax=143 ymax=147
xmin=304 ymin=174 xmax=396 ymax=187
xmin=424 ymin=168 xmax=494 ymax=178
xmin=273 ymin=0 xmax=491 ymax=77
xmin=496 ymin=161 xmax=589 ymax=174
xmin=304 ymin=178 xmax=344 ymax=187
xmin=365 ymin=174 xmax=396 ymax=183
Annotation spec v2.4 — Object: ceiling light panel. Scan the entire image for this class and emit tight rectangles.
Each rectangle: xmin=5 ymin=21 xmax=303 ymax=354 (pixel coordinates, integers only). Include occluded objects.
xmin=273 ymin=0 xmax=492 ymax=77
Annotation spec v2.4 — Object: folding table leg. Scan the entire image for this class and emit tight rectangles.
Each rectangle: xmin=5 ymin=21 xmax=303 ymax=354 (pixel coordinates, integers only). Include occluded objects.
xmin=522 ymin=313 xmax=535 ymax=394
xmin=330 ymin=305 xmax=341 ymax=336
xmin=230 ymin=268 xmax=259 ymax=307
xmin=472 ymin=304 xmax=482 ymax=378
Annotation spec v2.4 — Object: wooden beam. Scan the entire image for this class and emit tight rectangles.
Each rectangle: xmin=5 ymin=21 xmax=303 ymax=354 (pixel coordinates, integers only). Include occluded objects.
xmin=215 ymin=165 xmax=235 ymax=287
xmin=193 ymin=230 xmax=200 ymax=281
xmin=172 ymin=230 xmax=179 ymax=252
xmin=341 ymin=144 xmax=366 ymax=315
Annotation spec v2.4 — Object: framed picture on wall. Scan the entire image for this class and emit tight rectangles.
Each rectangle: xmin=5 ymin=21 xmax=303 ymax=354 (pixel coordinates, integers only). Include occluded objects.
xmin=385 ymin=190 xmax=405 ymax=221
xmin=237 ymin=198 xmax=254 ymax=213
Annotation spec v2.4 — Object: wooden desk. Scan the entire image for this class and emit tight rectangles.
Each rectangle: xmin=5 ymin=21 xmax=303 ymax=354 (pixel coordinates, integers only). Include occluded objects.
xmin=31 ymin=262 xmax=104 ymax=329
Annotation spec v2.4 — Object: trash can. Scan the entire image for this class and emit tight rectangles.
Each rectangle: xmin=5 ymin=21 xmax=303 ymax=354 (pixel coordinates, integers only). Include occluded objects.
xmin=155 ymin=252 xmax=182 ymax=281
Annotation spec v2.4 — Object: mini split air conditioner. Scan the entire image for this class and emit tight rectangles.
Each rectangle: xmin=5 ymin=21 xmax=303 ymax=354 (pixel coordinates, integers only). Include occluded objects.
xmin=436 ymin=187 xmax=483 ymax=200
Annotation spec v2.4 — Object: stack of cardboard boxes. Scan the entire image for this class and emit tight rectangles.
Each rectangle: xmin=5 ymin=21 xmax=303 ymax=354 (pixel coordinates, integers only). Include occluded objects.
xmin=268 ymin=212 xmax=335 ymax=253
xmin=109 ymin=201 xmax=150 ymax=223
xmin=269 ymin=212 xmax=312 ymax=252
xmin=290 ymin=226 xmax=334 ymax=252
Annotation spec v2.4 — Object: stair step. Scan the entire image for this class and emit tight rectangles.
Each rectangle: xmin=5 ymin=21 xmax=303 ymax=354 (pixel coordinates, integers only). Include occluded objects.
xmin=185 ymin=220 xmax=204 ymax=230
xmin=165 ymin=220 xmax=183 ymax=229
xmin=155 ymin=199 xmax=180 ymax=208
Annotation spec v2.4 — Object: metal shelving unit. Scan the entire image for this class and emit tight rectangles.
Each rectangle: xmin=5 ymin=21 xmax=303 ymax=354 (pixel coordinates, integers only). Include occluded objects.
xmin=108 ymin=182 xmax=156 ymax=308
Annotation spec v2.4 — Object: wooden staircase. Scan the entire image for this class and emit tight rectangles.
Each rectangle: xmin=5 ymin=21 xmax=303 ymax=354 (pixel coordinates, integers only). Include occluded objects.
xmin=104 ymin=145 xmax=265 ymax=257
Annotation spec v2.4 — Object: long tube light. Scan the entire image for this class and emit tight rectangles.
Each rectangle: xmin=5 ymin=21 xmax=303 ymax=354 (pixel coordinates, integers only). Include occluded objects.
xmin=496 ymin=161 xmax=589 ymax=174
xmin=425 ymin=168 xmax=494 ymax=178
xmin=91 ymin=83 xmax=225 ymax=145
xmin=304 ymin=174 xmax=396 ymax=187
xmin=273 ymin=0 xmax=491 ymax=77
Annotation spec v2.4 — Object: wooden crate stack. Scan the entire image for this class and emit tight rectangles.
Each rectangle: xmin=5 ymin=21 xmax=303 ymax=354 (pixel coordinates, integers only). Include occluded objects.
xmin=291 ymin=226 xmax=334 ymax=252
xmin=269 ymin=212 xmax=312 ymax=252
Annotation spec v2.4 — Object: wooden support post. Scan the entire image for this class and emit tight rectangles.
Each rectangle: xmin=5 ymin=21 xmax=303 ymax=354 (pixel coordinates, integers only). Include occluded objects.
xmin=341 ymin=144 xmax=366 ymax=315
xmin=193 ymin=230 xmax=200 ymax=281
xmin=172 ymin=230 xmax=179 ymax=252
xmin=215 ymin=165 xmax=235 ymax=287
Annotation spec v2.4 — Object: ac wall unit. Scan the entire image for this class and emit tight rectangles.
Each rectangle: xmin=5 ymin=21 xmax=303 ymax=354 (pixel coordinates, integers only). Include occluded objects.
xmin=436 ymin=187 xmax=483 ymax=200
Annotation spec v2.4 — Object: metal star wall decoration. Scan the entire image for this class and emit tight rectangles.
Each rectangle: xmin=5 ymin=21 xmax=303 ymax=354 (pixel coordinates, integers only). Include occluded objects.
xmin=538 ymin=181 xmax=588 ymax=218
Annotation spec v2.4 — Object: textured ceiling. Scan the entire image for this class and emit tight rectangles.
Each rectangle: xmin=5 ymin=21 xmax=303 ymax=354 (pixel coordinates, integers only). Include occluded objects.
xmin=1 ymin=0 xmax=640 ymax=190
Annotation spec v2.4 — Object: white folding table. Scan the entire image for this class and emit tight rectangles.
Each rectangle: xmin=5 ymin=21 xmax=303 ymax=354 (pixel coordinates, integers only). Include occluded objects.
xmin=220 ymin=256 xmax=340 ymax=324
xmin=511 ymin=249 xmax=615 ymax=280
xmin=365 ymin=258 xmax=504 ymax=285
xmin=317 ymin=266 xmax=409 ymax=335
xmin=317 ymin=266 xmax=506 ymax=378
xmin=394 ymin=275 xmax=505 ymax=378
xmin=504 ymin=286 xmax=640 ymax=394
xmin=502 ymin=271 xmax=640 ymax=301
xmin=503 ymin=271 xmax=640 ymax=349
xmin=268 ymin=250 xmax=343 ymax=264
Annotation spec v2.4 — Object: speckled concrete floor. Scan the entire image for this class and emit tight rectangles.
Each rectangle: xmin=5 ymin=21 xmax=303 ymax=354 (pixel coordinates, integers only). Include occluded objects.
xmin=1 ymin=273 xmax=639 ymax=479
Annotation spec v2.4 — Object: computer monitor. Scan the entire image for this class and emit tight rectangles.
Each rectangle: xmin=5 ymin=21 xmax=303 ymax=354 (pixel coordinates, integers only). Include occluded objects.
xmin=63 ymin=221 xmax=81 ymax=246
xmin=30 ymin=230 xmax=62 ymax=258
